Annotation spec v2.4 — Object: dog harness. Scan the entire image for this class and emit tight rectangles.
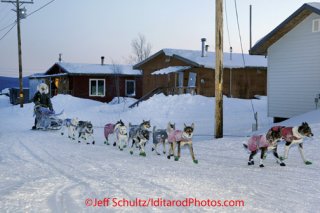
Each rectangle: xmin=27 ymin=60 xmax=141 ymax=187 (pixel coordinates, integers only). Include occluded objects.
xmin=247 ymin=135 xmax=269 ymax=152
xmin=64 ymin=119 xmax=78 ymax=128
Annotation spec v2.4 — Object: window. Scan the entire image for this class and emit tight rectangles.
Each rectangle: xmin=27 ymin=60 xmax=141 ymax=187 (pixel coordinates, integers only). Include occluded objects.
xmin=125 ymin=80 xmax=135 ymax=96
xmin=89 ymin=79 xmax=105 ymax=96
xmin=187 ymin=72 xmax=197 ymax=95
xmin=188 ymin=72 xmax=197 ymax=88
xmin=312 ymin=19 xmax=320 ymax=32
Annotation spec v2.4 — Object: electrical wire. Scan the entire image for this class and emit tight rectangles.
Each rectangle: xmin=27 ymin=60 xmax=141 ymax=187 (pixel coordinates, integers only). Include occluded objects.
xmin=233 ymin=0 xmax=246 ymax=67
xmin=224 ymin=0 xmax=232 ymax=49
xmin=233 ymin=0 xmax=257 ymax=123
xmin=0 ymin=20 xmax=16 ymax=41
xmin=0 ymin=21 xmax=15 ymax=32
xmin=0 ymin=4 xmax=13 ymax=25
xmin=26 ymin=0 xmax=56 ymax=18
xmin=0 ymin=0 xmax=56 ymax=41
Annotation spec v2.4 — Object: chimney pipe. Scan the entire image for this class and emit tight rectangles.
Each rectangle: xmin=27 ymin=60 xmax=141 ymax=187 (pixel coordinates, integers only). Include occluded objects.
xmin=58 ymin=53 xmax=62 ymax=62
xmin=101 ymin=56 xmax=105 ymax=65
xmin=201 ymin=38 xmax=206 ymax=57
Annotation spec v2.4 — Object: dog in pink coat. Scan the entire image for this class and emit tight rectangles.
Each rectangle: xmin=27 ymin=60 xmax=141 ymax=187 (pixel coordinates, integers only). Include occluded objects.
xmin=167 ymin=123 xmax=198 ymax=164
xmin=243 ymin=131 xmax=285 ymax=167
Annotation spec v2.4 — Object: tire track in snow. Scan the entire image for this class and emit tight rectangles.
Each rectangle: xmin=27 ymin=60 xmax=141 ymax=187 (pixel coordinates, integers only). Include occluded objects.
xmin=16 ymin=138 xmax=93 ymax=212
xmin=16 ymin=133 xmax=141 ymax=211
xmin=0 ymin=134 xmax=58 ymax=197
xmin=38 ymin=131 xmax=179 ymax=200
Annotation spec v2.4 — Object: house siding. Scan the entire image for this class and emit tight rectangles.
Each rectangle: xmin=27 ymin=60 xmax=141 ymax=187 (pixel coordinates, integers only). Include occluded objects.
xmin=70 ymin=75 xmax=142 ymax=102
xmin=141 ymin=54 xmax=189 ymax=94
xmin=139 ymin=51 xmax=266 ymax=98
xmin=31 ymin=64 xmax=142 ymax=103
xmin=268 ymin=13 xmax=320 ymax=118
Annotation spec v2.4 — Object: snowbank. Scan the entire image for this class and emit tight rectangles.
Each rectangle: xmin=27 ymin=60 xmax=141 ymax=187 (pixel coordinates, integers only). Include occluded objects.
xmin=0 ymin=94 xmax=319 ymax=212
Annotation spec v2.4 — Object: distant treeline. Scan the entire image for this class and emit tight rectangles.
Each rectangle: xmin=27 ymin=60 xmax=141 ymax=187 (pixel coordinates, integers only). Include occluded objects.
xmin=0 ymin=76 xmax=29 ymax=91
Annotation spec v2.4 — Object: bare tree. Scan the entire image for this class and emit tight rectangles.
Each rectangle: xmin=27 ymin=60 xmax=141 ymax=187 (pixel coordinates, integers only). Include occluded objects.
xmin=111 ymin=61 xmax=122 ymax=104
xmin=129 ymin=34 xmax=152 ymax=64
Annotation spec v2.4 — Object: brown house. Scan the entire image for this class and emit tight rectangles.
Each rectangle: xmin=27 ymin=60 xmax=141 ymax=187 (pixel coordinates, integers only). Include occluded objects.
xmin=29 ymin=62 xmax=142 ymax=102
xmin=133 ymin=46 xmax=267 ymax=99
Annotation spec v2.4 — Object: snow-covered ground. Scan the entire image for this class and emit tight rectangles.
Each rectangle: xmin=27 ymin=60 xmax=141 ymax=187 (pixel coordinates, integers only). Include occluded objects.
xmin=0 ymin=94 xmax=319 ymax=212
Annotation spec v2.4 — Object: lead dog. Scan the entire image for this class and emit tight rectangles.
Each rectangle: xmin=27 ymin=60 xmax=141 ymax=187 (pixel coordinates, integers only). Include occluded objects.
xmin=167 ymin=123 xmax=198 ymax=164
xmin=271 ymin=122 xmax=314 ymax=165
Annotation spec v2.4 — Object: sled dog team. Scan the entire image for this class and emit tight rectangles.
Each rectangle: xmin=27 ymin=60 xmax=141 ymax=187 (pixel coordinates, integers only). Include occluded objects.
xmin=60 ymin=117 xmax=314 ymax=166
xmin=60 ymin=118 xmax=198 ymax=163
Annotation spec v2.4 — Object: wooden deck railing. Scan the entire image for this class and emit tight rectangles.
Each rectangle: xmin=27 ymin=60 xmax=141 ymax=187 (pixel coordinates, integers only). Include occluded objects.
xmin=166 ymin=87 xmax=197 ymax=95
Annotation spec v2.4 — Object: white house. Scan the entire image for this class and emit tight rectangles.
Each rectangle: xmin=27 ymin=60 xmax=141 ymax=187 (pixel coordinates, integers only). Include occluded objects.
xmin=250 ymin=2 xmax=320 ymax=122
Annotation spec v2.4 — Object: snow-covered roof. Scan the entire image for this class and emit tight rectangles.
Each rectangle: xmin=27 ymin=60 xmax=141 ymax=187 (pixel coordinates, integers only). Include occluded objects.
xmin=134 ymin=48 xmax=267 ymax=69
xmin=151 ymin=66 xmax=191 ymax=75
xmin=162 ymin=49 xmax=267 ymax=69
xmin=48 ymin=62 xmax=141 ymax=75
xmin=29 ymin=73 xmax=68 ymax=78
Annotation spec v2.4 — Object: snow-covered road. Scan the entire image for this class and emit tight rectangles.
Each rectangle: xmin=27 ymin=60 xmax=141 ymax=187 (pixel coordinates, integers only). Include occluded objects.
xmin=1 ymin=95 xmax=320 ymax=212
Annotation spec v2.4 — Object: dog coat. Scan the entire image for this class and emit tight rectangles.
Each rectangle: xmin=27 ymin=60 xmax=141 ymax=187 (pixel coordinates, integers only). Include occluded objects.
xmin=168 ymin=130 xmax=190 ymax=143
xmin=247 ymin=135 xmax=269 ymax=152
xmin=153 ymin=130 xmax=168 ymax=144
xmin=104 ymin=123 xmax=115 ymax=138
xmin=280 ymin=127 xmax=301 ymax=142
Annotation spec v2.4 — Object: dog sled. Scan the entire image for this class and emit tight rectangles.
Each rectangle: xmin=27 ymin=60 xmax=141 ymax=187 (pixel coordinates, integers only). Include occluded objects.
xmin=34 ymin=105 xmax=63 ymax=130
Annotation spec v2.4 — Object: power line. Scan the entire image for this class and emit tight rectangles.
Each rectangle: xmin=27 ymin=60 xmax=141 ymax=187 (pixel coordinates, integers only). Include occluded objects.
xmin=233 ymin=0 xmax=246 ymax=66
xmin=0 ymin=0 xmax=34 ymax=108
xmin=26 ymin=0 xmax=55 ymax=18
xmin=0 ymin=4 xmax=13 ymax=25
xmin=0 ymin=21 xmax=16 ymax=41
xmin=0 ymin=21 xmax=15 ymax=32
xmin=224 ymin=0 xmax=231 ymax=49
xmin=0 ymin=0 xmax=56 ymax=41
xmin=0 ymin=4 xmax=16 ymax=30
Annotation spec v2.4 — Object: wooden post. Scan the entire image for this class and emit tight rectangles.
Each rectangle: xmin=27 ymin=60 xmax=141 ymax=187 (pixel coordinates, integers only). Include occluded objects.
xmin=1 ymin=0 xmax=33 ymax=107
xmin=215 ymin=0 xmax=223 ymax=138
xmin=16 ymin=0 xmax=24 ymax=107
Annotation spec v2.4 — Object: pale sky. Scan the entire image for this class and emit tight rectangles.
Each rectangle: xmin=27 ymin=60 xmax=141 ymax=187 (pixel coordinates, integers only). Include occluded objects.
xmin=0 ymin=0 xmax=316 ymax=77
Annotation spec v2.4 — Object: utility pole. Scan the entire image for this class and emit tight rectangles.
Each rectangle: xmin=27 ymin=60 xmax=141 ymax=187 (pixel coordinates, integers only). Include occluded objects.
xmin=1 ymin=0 xmax=33 ymax=108
xmin=215 ymin=0 xmax=223 ymax=138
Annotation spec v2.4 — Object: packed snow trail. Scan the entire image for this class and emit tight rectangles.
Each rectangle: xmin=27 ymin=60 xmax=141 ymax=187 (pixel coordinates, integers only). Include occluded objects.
xmin=1 ymin=95 xmax=320 ymax=212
